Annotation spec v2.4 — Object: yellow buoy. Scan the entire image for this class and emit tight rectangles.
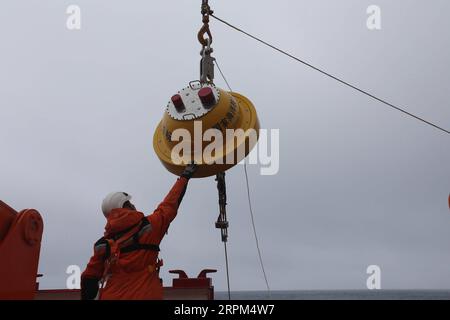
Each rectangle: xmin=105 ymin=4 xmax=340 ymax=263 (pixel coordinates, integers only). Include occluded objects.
xmin=153 ymin=83 xmax=260 ymax=178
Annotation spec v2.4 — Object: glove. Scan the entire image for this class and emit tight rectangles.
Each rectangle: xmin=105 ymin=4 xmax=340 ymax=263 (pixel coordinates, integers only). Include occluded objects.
xmin=81 ymin=277 xmax=100 ymax=300
xmin=181 ymin=162 xmax=198 ymax=179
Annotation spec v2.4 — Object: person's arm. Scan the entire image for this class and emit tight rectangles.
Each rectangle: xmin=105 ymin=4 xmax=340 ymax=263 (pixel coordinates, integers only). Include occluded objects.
xmin=151 ymin=163 xmax=197 ymax=236
xmin=152 ymin=177 xmax=188 ymax=232
xmin=80 ymin=240 xmax=107 ymax=300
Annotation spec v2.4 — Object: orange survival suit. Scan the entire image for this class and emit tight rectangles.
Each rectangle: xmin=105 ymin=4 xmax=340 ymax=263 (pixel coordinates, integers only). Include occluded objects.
xmin=80 ymin=177 xmax=189 ymax=300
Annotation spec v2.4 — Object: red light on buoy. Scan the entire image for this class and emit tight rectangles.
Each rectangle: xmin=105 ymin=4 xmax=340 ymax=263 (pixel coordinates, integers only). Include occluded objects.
xmin=198 ymin=87 xmax=216 ymax=107
xmin=171 ymin=94 xmax=185 ymax=111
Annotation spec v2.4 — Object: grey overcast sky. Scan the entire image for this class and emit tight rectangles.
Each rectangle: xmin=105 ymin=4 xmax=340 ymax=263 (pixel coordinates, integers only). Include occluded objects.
xmin=1 ymin=0 xmax=449 ymax=291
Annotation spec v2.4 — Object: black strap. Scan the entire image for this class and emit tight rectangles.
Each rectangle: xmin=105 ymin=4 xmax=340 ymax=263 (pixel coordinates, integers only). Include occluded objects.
xmin=94 ymin=237 xmax=111 ymax=259
xmin=120 ymin=243 xmax=160 ymax=254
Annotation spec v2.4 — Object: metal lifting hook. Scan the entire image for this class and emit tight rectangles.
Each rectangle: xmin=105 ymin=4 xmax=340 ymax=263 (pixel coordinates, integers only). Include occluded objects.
xmin=198 ymin=0 xmax=214 ymax=47
xmin=198 ymin=24 xmax=212 ymax=48
xmin=198 ymin=0 xmax=215 ymax=84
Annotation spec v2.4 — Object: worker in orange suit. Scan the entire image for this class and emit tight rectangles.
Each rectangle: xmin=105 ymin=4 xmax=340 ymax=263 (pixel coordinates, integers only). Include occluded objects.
xmin=80 ymin=163 xmax=197 ymax=300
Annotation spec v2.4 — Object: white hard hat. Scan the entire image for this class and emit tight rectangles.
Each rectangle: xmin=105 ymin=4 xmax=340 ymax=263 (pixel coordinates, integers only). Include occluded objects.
xmin=101 ymin=192 xmax=132 ymax=217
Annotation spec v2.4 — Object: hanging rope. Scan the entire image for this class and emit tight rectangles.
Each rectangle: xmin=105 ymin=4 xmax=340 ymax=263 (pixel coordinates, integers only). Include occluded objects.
xmin=223 ymin=242 xmax=231 ymax=300
xmin=243 ymin=163 xmax=272 ymax=296
xmin=211 ymin=14 xmax=450 ymax=136
xmin=215 ymin=58 xmax=272 ymax=297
